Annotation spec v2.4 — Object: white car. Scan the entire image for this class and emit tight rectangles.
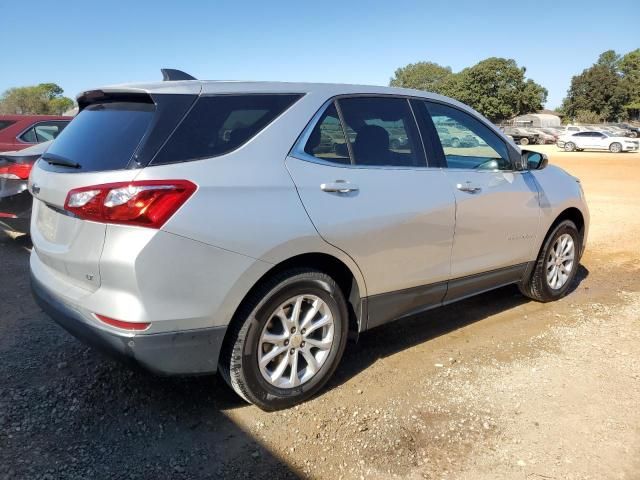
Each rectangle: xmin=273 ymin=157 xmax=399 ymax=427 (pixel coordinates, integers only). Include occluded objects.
xmin=557 ymin=131 xmax=639 ymax=153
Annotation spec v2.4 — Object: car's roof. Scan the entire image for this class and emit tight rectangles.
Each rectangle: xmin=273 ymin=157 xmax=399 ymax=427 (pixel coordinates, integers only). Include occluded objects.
xmin=80 ymin=79 xmax=469 ymax=109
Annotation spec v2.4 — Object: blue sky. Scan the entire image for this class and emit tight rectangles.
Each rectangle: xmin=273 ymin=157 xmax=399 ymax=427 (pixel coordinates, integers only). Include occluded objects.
xmin=1 ymin=0 xmax=637 ymax=109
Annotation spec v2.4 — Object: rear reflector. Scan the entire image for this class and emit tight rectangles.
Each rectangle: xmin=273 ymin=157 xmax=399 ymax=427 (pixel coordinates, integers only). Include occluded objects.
xmin=95 ymin=314 xmax=151 ymax=331
xmin=64 ymin=180 xmax=196 ymax=228
xmin=0 ymin=162 xmax=32 ymax=180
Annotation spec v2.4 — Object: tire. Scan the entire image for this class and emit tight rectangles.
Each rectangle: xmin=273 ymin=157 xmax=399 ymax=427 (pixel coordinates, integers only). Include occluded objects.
xmin=609 ymin=142 xmax=622 ymax=153
xmin=536 ymin=137 xmax=545 ymax=145
xmin=629 ymin=131 xmax=638 ymax=138
xmin=564 ymin=142 xmax=576 ymax=152
xmin=451 ymin=137 xmax=460 ymax=148
xmin=519 ymin=137 xmax=529 ymax=146
xmin=519 ymin=220 xmax=581 ymax=302
xmin=219 ymin=269 xmax=349 ymax=411
xmin=390 ymin=139 xmax=400 ymax=150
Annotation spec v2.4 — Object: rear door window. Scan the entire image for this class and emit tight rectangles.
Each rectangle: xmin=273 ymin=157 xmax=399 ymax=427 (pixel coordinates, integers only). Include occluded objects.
xmin=336 ymin=97 xmax=426 ymax=167
xmin=153 ymin=94 xmax=302 ymax=164
xmin=33 ymin=121 xmax=68 ymax=142
xmin=44 ymin=102 xmax=154 ymax=172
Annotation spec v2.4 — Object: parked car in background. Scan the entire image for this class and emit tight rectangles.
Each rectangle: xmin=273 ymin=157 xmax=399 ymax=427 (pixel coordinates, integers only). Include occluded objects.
xmin=539 ymin=128 xmax=563 ymax=141
xmin=616 ymin=123 xmax=639 ymax=138
xmin=0 ymin=115 xmax=71 ymax=152
xmin=525 ymin=128 xmax=555 ymax=144
xmin=502 ymin=127 xmax=538 ymax=145
xmin=557 ymin=131 xmax=639 ymax=153
xmin=0 ymin=141 xmax=50 ymax=231
xmin=30 ymin=72 xmax=589 ymax=410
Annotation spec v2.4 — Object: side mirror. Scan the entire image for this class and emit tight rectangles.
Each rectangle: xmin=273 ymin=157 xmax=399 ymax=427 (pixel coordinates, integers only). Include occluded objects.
xmin=520 ymin=150 xmax=548 ymax=170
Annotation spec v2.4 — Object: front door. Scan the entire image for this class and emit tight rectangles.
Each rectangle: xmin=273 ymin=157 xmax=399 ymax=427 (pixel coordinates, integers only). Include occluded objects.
xmin=286 ymin=97 xmax=456 ymax=325
xmin=420 ymin=100 xmax=540 ymax=285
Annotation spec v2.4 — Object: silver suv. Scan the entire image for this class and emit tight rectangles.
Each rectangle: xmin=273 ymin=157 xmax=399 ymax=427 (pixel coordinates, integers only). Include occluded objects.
xmin=30 ymin=71 xmax=589 ymax=410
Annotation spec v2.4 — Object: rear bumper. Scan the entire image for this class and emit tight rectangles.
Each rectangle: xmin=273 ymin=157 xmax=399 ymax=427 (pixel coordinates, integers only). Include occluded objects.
xmin=31 ymin=272 xmax=227 ymax=375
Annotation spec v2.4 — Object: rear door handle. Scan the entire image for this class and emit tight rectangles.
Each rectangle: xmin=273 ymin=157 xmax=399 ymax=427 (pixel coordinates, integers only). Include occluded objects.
xmin=320 ymin=180 xmax=359 ymax=193
xmin=456 ymin=182 xmax=482 ymax=194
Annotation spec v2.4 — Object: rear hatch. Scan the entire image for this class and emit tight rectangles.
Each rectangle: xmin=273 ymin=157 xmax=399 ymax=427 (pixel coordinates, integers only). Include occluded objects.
xmin=30 ymin=89 xmax=197 ymax=291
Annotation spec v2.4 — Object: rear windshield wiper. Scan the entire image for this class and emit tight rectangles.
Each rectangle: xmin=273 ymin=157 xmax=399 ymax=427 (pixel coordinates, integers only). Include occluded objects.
xmin=41 ymin=153 xmax=81 ymax=169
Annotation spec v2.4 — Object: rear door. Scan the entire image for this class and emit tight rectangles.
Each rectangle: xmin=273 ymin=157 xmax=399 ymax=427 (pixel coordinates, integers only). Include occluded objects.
xmin=286 ymin=96 xmax=456 ymax=326
xmin=29 ymin=99 xmax=160 ymax=291
xmin=416 ymin=100 xmax=540 ymax=286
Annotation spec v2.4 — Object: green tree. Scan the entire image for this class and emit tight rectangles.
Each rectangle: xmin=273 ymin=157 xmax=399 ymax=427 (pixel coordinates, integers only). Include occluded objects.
xmin=389 ymin=57 xmax=547 ymax=122
xmin=0 ymin=83 xmax=74 ymax=115
xmin=619 ymin=49 xmax=640 ymax=118
xmin=561 ymin=49 xmax=640 ymax=122
xmin=389 ymin=61 xmax=453 ymax=93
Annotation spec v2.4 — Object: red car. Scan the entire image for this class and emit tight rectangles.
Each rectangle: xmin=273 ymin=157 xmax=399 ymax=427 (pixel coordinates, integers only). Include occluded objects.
xmin=0 ymin=115 xmax=71 ymax=152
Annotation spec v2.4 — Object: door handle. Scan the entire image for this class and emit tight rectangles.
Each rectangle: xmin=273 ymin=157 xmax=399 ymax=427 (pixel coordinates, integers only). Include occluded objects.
xmin=456 ymin=182 xmax=482 ymax=194
xmin=320 ymin=180 xmax=359 ymax=193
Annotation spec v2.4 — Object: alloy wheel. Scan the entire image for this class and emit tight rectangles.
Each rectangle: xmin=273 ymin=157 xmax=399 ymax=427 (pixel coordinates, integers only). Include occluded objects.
xmin=258 ymin=295 xmax=334 ymax=388
xmin=546 ymin=233 xmax=575 ymax=290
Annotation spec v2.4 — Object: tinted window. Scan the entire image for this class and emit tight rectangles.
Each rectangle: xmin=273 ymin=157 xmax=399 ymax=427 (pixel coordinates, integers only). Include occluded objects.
xmin=44 ymin=102 xmax=154 ymax=172
xmin=154 ymin=94 xmax=302 ymax=164
xmin=0 ymin=120 xmax=15 ymax=131
xmin=425 ymin=102 xmax=511 ymax=170
xmin=33 ymin=121 xmax=68 ymax=142
xmin=337 ymin=97 xmax=425 ymax=167
xmin=20 ymin=127 xmax=37 ymax=143
xmin=303 ymin=102 xmax=350 ymax=164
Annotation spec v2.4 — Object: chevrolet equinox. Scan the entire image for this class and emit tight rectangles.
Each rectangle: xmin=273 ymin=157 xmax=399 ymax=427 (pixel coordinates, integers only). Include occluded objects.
xmin=30 ymin=70 xmax=589 ymax=410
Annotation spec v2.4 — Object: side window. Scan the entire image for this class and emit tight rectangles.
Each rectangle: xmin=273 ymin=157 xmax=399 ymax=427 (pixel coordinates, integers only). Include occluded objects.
xmin=336 ymin=97 xmax=426 ymax=167
xmin=424 ymin=102 xmax=511 ymax=170
xmin=303 ymin=102 xmax=350 ymax=164
xmin=153 ymin=94 xmax=302 ymax=164
xmin=20 ymin=127 xmax=37 ymax=143
xmin=33 ymin=122 xmax=67 ymax=142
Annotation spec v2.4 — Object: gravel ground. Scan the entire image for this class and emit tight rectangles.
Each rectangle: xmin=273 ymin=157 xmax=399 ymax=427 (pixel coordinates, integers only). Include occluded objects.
xmin=1 ymin=147 xmax=639 ymax=479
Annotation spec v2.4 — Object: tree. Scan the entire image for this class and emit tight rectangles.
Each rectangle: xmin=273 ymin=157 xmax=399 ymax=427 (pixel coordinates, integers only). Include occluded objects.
xmin=561 ymin=49 xmax=640 ymax=122
xmin=0 ymin=83 xmax=74 ymax=115
xmin=389 ymin=57 xmax=547 ymax=122
xmin=390 ymin=62 xmax=453 ymax=94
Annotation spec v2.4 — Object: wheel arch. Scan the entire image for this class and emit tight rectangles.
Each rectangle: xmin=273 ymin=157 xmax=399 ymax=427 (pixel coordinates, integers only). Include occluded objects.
xmin=540 ymin=207 xmax=586 ymax=259
xmin=225 ymin=252 xmax=366 ymax=345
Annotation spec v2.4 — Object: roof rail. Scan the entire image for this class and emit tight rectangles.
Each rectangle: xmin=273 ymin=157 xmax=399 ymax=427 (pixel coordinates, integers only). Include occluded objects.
xmin=161 ymin=69 xmax=197 ymax=81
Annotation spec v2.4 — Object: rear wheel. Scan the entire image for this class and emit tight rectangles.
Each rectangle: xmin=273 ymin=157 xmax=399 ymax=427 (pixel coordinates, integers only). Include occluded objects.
xmin=220 ymin=269 xmax=348 ymax=410
xmin=609 ymin=142 xmax=622 ymax=153
xmin=519 ymin=137 xmax=530 ymax=146
xmin=519 ymin=220 xmax=580 ymax=302
xmin=564 ymin=142 xmax=576 ymax=152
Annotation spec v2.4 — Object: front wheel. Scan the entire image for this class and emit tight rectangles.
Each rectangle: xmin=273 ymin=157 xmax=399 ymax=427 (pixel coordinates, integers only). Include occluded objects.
xmin=564 ymin=142 xmax=576 ymax=152
xmin=220 ymin=269 xmax=349 ymax=410
xmin=609 ymin=142 xmax=622 ymax=153
xmin=519 ymin=137 xmax=530 ymax=146
xmin=519 ymin=220 xmax=581 ymax=302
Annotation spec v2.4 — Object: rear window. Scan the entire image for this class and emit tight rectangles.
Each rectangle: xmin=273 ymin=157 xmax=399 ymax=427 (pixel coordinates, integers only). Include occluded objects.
xmin=44 ymin=102 xmax=154 ymax=172
xmin=152 ymin=94 xmax=302 ymax=164
xmin=0 ymin=120 xmax=15 ymax=131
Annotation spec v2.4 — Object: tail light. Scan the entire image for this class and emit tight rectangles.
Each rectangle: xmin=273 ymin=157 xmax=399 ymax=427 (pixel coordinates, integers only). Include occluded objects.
xmin=64 ymin=180 xmax=196 ymax=228
xmin=0 ymin=162 xmax=32 ymax=180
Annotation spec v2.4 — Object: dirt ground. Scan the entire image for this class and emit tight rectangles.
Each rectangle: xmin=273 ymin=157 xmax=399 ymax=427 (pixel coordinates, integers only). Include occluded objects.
xmin=1 ymin=146 xmax=639 ymax=479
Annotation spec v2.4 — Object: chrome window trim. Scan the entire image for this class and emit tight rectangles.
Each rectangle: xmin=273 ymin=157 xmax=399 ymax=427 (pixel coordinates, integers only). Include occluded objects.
xmin=289 ymin=93 xmax=439 ymax=171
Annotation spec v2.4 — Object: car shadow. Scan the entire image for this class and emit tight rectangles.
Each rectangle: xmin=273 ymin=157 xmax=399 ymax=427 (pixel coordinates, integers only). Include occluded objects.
xmin=330 ymin=264 xmax=590 ymax=391
xmin=0 ymin=229 xmax=299 ymax=480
